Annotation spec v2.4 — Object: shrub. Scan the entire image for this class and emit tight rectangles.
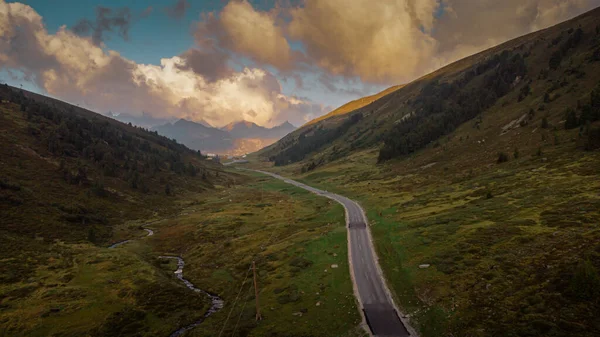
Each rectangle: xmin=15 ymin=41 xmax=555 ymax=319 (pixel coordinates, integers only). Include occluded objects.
xmin=569 ymin=259 xmax=600 ymax=300
xmin=513 ymin=148 xmax=519 ymax=159
xmin=497 ymin=152 xmax=509 ymax=163
xmin=584 ymin=127 xmax=600 ymax=150
xmin=289 ymin=257 xmax=313 ymax=269
xmin=564 ymin=108 xmax=579 ymax=129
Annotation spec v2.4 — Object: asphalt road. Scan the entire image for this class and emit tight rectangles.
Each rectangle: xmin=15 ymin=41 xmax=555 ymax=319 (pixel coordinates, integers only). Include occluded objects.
xmin=250 ymin=169 xmax=411 ymax=337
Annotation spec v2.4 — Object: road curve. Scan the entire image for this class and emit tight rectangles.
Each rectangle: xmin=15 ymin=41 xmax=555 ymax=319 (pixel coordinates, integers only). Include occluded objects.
xmin=248 ymin=169 xmax=413 ymax=337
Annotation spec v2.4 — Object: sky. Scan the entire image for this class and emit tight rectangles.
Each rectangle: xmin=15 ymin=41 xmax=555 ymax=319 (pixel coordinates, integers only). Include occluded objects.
xmin=1 ymin=0 xmax=599 ymax=128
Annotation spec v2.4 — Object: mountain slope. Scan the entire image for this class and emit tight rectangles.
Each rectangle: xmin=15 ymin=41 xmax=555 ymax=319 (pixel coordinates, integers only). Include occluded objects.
xmin=0 ymin=84 xmax=231 ymax=244
xmin=260 ymin=7 xmax=600 ymax=168
xmin=250 ymin=7 xmax=600 ymax=337
xmin=305 ymin=84 xmax=404 ymax=126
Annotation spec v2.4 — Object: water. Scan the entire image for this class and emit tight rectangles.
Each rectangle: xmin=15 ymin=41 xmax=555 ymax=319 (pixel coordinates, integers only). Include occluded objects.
xmin=107 ymin=224 xmax=154 ymax=248
xmin=108 ymin=222 xmax=222 ymax=336
xmin=107 ymin=240 xmax=131 ymax=248
xmin=158 ymin=256 xmax=225 ymax=337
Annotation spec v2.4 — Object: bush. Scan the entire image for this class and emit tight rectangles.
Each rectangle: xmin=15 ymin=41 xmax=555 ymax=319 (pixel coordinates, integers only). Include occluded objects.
xmin=289 ymin=257 xmax=313 ymax=269
xmin=584 ymin=127 xmax=600 ymax=150
xmin=497 ymin=152 xmax=509 ymax=163
xmin=513 ymin=148 xmax=519 ymax=159
xmin=569 ymin=259 xmax=600 ymax=300
xmin=565 ymin=108 xmax=579 ymax=129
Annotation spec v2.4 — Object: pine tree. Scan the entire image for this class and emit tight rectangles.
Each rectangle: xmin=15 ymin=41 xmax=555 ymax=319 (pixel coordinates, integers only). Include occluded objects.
xmin=565 ymin=108 xmax=579 ymax=129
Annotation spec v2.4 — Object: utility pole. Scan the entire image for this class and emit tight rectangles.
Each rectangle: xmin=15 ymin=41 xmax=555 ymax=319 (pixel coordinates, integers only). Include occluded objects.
xmin=253 ymin=261 xmax=262 ymax=321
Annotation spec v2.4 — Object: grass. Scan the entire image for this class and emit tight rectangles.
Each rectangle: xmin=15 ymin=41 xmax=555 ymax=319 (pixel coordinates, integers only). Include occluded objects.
xmin=0 ymin=240 xmax=208 ymax=337
xmin=0 ymin=171 xmax=367 ymax=336
xmin=247 ymin=79 xmax=600 ymax=336
xmin=146 ymin=172 xmax=365 ymax=337
xmin=0 ymin=96 xmax=364 ymax=337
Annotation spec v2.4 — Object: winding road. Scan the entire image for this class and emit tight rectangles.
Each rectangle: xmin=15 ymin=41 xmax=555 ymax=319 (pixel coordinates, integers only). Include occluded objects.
xmin=249 ymin=169 xmax=413 ymax=337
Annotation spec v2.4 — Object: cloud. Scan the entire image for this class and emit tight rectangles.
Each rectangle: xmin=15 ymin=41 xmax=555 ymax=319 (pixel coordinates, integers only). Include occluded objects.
xmin=72 ymin=6 xmax=132 ymax=44
xmin=195 ymin=0 xmax=294 ymax=69
xmin=288 ymin=0 xmax=440 ymax=83
xmin=432 ymin=0 xmax=596 ymax=62
xmin=0 ymin=0 xmax=322 ymax=128
xmin=164 ymin=0 xmax=190 ymax=20
xmin=174 ymin=47 xmax=233 ymax=83
xmin=193 ymin=0 xmax=598 ymax=84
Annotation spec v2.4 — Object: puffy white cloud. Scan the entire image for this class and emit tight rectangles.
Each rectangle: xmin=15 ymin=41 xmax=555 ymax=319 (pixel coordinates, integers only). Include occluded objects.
xmin=0 ymin=0 xmax=322 ymax=127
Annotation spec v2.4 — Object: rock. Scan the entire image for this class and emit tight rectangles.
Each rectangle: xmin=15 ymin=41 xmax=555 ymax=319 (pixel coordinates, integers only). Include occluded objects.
xmin=331 ymin=264 xmax=338 ymax=269
xmin=316 ymin=301 xmax=321 ymax=306
xmin=419 ymin=264 xmax=431 ymax=269
xmin=333 ymin=253 xmax=337 ymax=257
xmin=292 ymin=312 xmax=303 ymax=317
xmin=324 ymin=269 xmax=328 ymax=272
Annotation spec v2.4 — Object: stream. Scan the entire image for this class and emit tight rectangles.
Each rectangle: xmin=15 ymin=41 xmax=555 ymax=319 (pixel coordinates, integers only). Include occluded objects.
xmin=107 ymin=222 xmax=223 ymax=336
xmin=108 ymin=224 xmax=155 ymax=248
xmin=158 ymin=256 xmax=225 ymax=337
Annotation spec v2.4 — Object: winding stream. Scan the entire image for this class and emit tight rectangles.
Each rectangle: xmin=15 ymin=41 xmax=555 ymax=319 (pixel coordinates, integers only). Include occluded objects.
xmin=158 ymin=256 xmax=225 ymax=337
xmin=108 ymin=224 xmax=155 ymax=248
xmin=107 ymin=221 xmax=223 ymax=336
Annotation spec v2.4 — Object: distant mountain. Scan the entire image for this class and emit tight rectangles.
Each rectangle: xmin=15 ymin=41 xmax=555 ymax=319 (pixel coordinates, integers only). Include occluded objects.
xmin=107 ymin=112 xmax=177 ymax=129
xmin=152 ymin=119 xmax=232 ymax=153
xmin=153 ymin=119 xmax=296 ymax=155
xmin=222 ymin=120 xmax=296 ymax=139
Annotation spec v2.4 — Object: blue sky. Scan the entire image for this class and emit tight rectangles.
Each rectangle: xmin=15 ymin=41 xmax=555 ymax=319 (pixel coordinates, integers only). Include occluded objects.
xmin=20 ymin=0 xmax=221 ymax=65
xmin=4 ymin=0 xmax=375 ymax=123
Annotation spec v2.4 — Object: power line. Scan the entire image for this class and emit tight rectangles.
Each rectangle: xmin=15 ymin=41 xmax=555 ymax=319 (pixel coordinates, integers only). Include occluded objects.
xmin=230 ymin=280 xmax=254 ymax=337
xmin=218 ymin=265 xmax=252 ymax=337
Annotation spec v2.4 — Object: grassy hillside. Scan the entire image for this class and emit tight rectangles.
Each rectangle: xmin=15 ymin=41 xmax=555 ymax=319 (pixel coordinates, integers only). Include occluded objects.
xmin=0 ymin=85 xmax=240 ymax=336
xmin=0 ymin=85 xmax=368 ymax=336
xmin=260 ymin=7 xmax=600 ymax=171
xmin=0 ymin=84 xmax=232 ymax=245
xmin=250 ymin=6 xmax=600 ymax=337
xmin=305 ymin=84 xmax=404 ymax=126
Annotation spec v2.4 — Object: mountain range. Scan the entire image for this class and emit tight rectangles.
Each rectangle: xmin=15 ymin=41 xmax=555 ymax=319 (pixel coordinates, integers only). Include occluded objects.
xmin=151 ymin=119 xmax=296 ymax=155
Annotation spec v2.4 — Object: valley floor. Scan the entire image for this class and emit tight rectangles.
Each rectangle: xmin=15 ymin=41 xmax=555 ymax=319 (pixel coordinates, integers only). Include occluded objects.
xmin=247 ymin=140 xmax=600 ymax=337
xmin=0 ymin=173 xmax=367 ymax=337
